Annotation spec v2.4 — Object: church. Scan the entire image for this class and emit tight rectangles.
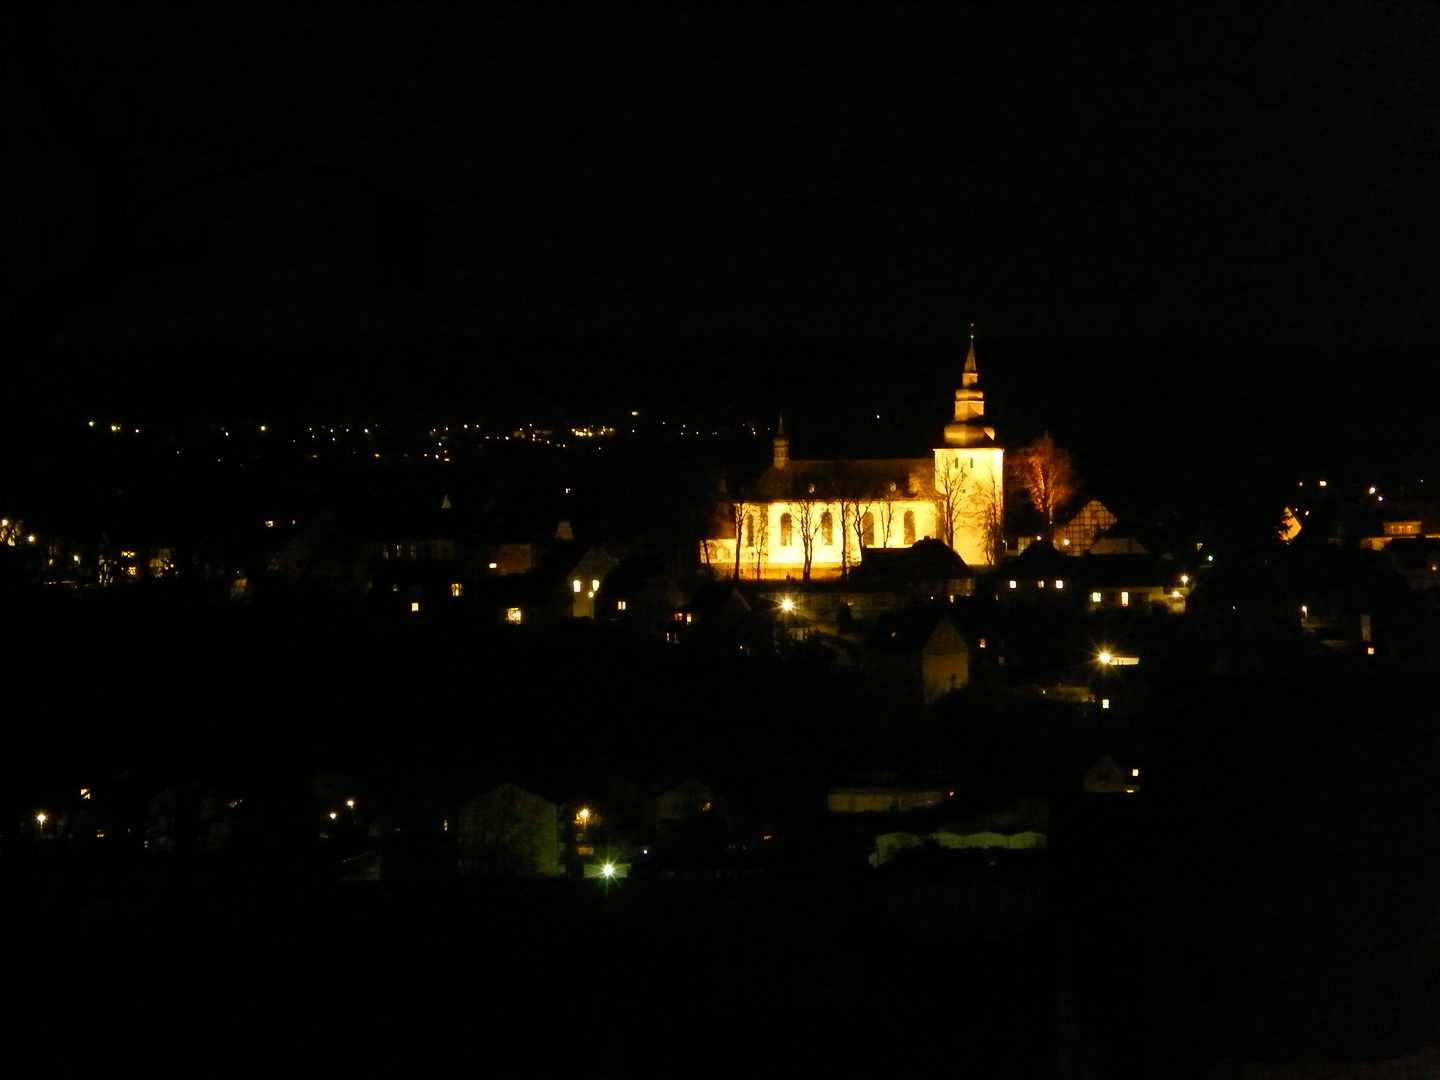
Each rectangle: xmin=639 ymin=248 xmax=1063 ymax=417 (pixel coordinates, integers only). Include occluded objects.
xmin=703 ymin=336 xmax=1005 ymax=580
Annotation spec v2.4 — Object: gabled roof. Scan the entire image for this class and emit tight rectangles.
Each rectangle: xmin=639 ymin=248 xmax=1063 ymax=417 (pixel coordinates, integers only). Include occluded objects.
xmin=747 ymin=458 xmax=931 ymax=502
xmin=865 ymin=607 xmax=966 ymax=652
xmin=1007 ymin=539 xmax=1070 ymax=577
xmin=850 ymin=538 xmax=973 ymax=587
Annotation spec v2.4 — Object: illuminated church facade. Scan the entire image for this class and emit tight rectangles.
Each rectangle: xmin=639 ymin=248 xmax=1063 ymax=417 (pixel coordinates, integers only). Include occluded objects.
xmin=703 ymin=338 xmax=1004 ymax=580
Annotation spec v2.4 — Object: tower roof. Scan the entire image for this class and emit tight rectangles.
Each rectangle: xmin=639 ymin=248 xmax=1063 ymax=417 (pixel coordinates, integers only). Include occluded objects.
xmin=943 ymin=328 xmax=998 ymax=448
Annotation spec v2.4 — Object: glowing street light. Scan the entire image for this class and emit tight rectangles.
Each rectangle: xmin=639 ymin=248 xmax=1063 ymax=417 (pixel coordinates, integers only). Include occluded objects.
xmin=1098 ymin=651 xmax=1113 ymax=665
xmin=780 ymin=598 xmax=795 ymax=612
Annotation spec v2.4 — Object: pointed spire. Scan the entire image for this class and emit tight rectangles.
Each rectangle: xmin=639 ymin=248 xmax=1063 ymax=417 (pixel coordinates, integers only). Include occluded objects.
xmin=441 ymin=493 xmax=452 ymax=510
xmin=772 ymin=413 xmax=790 ymax=469
xmin=962 ymin=323 xmax=979 ymax=386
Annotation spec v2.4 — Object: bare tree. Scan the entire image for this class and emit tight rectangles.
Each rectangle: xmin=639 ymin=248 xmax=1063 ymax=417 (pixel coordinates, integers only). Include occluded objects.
xmin=726 ymin=498 xmax=757 ymax=580
xmin=749 ymin=510 xmax=769 ymax=581
xmin=833 ymin=465 xmax=881 ymax=579
xmin=917 ymin=456 xmax=973 ymax=550
xmin=787 ymin=485 xmax=825 ymax=582
xmin=969 ymin=470 xmax=1005 ymax=565
xmin=874 ymin=484 xmax=901 ymax=547
xmin=1012 ymin=433 xmax=1078 ymax=540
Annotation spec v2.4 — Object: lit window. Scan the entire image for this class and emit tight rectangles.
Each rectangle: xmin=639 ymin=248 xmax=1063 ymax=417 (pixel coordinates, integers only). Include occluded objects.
xmin=410 ymin=602 xmax=420 ymax=612
xmin=451 ymin=583 xmax=463 ymax=597
xmin=591 ymin=579 xmax=599 ymax=591
xmin=1101 ymin=698 xmax=1110 ymax=710
xmin=506 ymin=607 xmax=522 ymax=624
xmin=573 ymin=579 xmax=582 ymax=593
xmin=488 ymin=562 xmax=498 ymax=569
xmin=617 ymin=600 xmax=627 ymax=611
xmin=1055 ymin=580 xmax=1064 ymax=589
xmin=1120 ymin=591 xmax=1130 ymax=607
xmin=1091 ymin=591 xmax=1102 ymax=603
xmin=1008 ymin=580 xmax=1017 ymax=589
xmin=1038 ymin=580 xmax=1045 ymax=588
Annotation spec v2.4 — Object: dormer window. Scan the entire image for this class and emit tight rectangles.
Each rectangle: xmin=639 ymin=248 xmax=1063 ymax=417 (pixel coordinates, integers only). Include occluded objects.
xmin=573 ymin=580 xmax=582 ymax=593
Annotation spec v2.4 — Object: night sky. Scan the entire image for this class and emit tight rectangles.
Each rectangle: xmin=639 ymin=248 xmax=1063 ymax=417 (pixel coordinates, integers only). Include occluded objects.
xmin=4 ymin=5 xmax=1438 ymax=468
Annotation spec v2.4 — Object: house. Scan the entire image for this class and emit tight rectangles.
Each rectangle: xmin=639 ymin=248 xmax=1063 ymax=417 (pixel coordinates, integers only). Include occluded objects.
xmin=998 ymin=539 xmax=1076 ymax=598
xmin=498 ymin=542 xmax=618 ymax=625
xmin=701 ymin=333 xmax=1005 ymax=577
xmin=1054 ymin=499 xmax=1119 ymax=555
xmin=863 ymin=608 xmax=971 ymax=705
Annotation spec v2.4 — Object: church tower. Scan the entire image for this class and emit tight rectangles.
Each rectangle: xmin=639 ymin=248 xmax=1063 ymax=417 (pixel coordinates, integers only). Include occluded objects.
xmin=934 ymin=328 xmax=1004 ymax=566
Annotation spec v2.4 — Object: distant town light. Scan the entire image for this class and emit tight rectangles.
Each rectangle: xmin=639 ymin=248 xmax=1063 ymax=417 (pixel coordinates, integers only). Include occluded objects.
xmin=346 ymin=799 xmax=356 ymax=809
xmin=1101 ymin=699 xmax=1110 ymax=710
xmin=410 ymin=602 xmax=420 ymax=612
xmin=35 ymin=811 xmax=47 ymax=825
xmin=488 ymin=562 xmax=498 ymax=569
xmin=1369 ymin=486 xmax=1376 ymax=495
xmin=1318 ymin=480 xmax=1327 ymax=487
xmin=329 ymin=811 xmax=338 ymax=820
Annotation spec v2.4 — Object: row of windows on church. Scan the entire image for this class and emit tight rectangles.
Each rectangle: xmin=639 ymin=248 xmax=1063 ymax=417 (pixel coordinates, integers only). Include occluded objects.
xmin=745 ymin=511 xmax=917 ymax=549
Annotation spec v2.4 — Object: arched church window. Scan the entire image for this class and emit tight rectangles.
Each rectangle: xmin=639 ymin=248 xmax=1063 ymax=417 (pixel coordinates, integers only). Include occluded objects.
xmin=780 ymin=513 xmax=793 ymax=547
xmin=745 ymin=514 xmax=755 ymax=548
xmin=820 ymin=511 xmax=834 ymax=546
xmin=903 ymin=510 xmax=916 ymax=545
xmin=861 ymin=511 xmax=875 ymax=546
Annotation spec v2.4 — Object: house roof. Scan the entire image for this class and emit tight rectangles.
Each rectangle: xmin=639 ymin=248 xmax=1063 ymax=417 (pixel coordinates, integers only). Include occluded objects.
xmin=865 ymin=607 xmax=965 ymax=652
xmin=851 ymin=538 xmax=972 ymax=586
xmin=747 ymin=458 xmax=931 ymax=502
xmin=1007 ymin=539 xmax=1070 ymax=577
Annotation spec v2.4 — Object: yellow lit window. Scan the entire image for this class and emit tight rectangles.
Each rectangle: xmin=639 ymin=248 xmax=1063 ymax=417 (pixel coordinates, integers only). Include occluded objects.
xmin=573 ymin=579 xmax=582 ymax=593
xmin=410 ymin=602 xmax=420 ymax=612
xmin=505 ymin=607 xmax=523 ymax=624
xmin=617 ymin=600 xmax=627 ymax=611
xmin=1091 ymin=592 xmax=1102 ymax=603
xmin=1120 ymin=591 xmax=1130 ymax=606
xmin=1054 ymin=580 xmax=1064 ymax=589
xmin=1008 ymin=580 xmax=1017 ymax=589
xmin=451 ymin=583 xmax=463 ymax=597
